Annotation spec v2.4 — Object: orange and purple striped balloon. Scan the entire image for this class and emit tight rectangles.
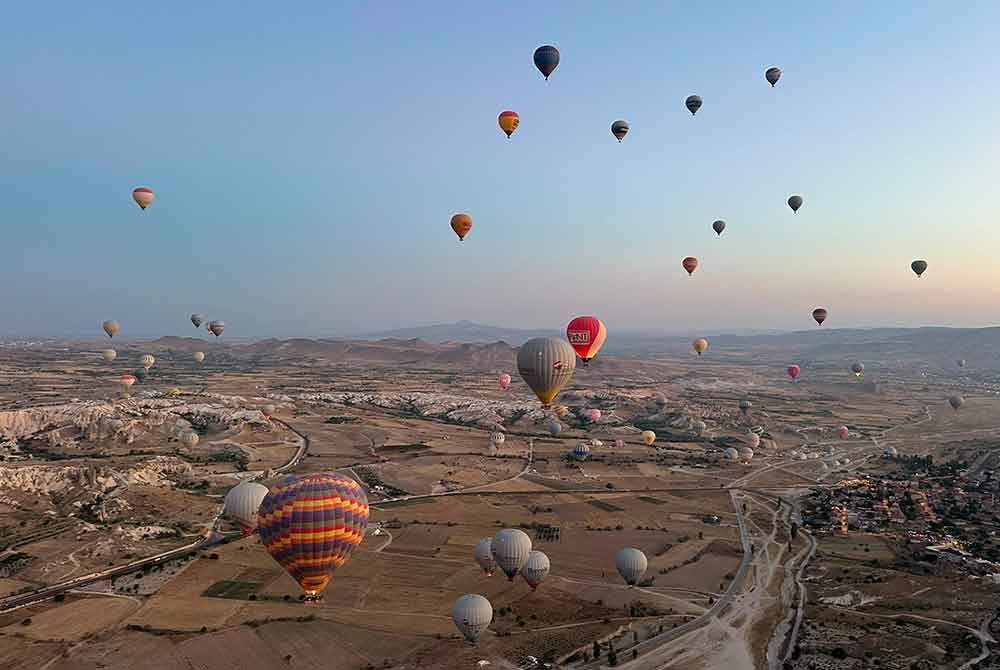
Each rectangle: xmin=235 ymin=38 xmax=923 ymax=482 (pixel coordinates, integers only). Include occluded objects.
xmin=257 ymin=472 xmax=369 ymax=598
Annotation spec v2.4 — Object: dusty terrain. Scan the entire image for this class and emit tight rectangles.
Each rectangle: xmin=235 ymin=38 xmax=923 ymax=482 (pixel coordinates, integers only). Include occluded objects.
xmin=0 ymin=334 xmax=997 ymax=669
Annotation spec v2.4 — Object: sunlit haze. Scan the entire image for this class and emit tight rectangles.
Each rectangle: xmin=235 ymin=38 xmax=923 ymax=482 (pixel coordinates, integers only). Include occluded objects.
xmin=3 ymin=3 xmax=999 ymax=338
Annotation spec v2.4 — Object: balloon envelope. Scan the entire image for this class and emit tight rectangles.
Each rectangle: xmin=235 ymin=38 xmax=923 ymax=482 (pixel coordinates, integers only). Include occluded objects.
xmin=787 ymin=364 xmax=801 ymax=380
xmin=498 ymin=110 xmax=519 ymax=138
xmin=712 ymin=220 xmax=726 ymax=235
xmin=685 ymin=95 xmax=703 ymax=115
xmin=102 ymin=320 xmax=119 ymax=338
xmin=141 ymin=354 xmax=155 ymax=370
xmin=474 ymin=538 xmax=497 ymax=576
xmin=837 ymin=426 xmax=850 ymax=439
xmin=522 ymin=550 xmax=550 ymax=589
xmin=851 ymin=362 xmax=864 ymax=377
xmin=641 ymin=430 xmax=656 ymax=446
xmin=193 ymin=351 xmax=205 ymax=363
xmin=547 ymin=420 xmax=562 ymax=436
xmin=102 ymin=349 xmax=117 ymax=362
xmin=911 ymin=260 xmax=928 ymax=277
xmin=224 ymin=481 xmax=269 ymax=536
xmin=120 ymin=374 xmax=136 ymax=388
xmin=453 ymin=594 xmax=493 ymax=643
xmin=615 ymin=547 xmax=647 ymax=586
xmin=584 ymin=408 xmax=601 ymax=423
xmin=948 ymin=395 xmax=964 ymax=410
xmin=208 ymin=320 xmax=225 ymax=337
xmin=257 ymin=472 xmax=369 ymax=597
xmin=516 ymin=338 xmax=576 ymax=407
xmin=451 ymin=213 xmax=473 ymax=241
xmin=788 ymin=195 xmax=803 ymax=212
xmin=132 ymin=186 xmax=154 ymax=210
xmin=491 ymin=528 xmax=532 ymax=580
xmin=180 ymin=430 xmax=199 ymax=448
xmin=533 ymin=45 xmax=559 ymax=79
xmin=566 ymin=316 xmax=607 ymax=365
xmin=812 ymin=308 xmax=827 ymax=325
xmin=611 ymin=119 xmax=629 ymax=142
xmin=692 ymin=338 xmax=708 ymax=356
xmin=190 ymin=314 xmax=205 ymax=328
xmin=682 ymin=257 xmax=699 ymax=276
xmin=498 ymin=372 xmax=511 ymax=390
xmin=765 ymin=66 xmax=782 ymax=86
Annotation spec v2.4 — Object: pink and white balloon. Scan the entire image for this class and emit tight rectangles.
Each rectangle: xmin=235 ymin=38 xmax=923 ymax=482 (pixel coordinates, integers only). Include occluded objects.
xmin=584 ymin=409 xmax=602 ymax=423
xmin=499 ymin=372 xmax=511 ymax=390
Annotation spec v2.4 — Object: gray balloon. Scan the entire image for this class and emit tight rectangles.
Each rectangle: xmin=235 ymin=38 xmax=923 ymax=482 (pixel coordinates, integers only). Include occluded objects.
xmin=712 ymin=220 xmax=726 ymax=236
xmin=739 ymin=399 xmax=752 ymax=414
xmin=491 ymin=528 xmax=532 ymax=580
xmin=611 ymin=120 xmax=629 ymax=142
xmin=474 ymin=538 xmax=497 ymax=576
xmin=765 ymin=66 xmax=782 ymax=87
xmin=191 ymin=313 xmax=205 ymax=328
xmin=522 ymin=550 xmax=550 ymax=589
xmin=910 ymin=260 xmax=927 ymax=277
xmin=788 ymin=195 xmax=803 ymax=212
xmin=685 ymin=95 xmax=702 ymax=115
xmin=223 ymin=481 xmax=269 ymax=535
xmin=547 ymin=420 xmax=562 ymax=436
xmin=948 ymin=395 xmax=964 ymax=410
xmin=180 ymin=430 xmax=200 ymax=448
xmin=615 ymin=547 xmax=648 ymax=586
xmin=516 ymin=337 xmax=576 ymax=408
xmin=452 ymin=594 xmax=493 ymax=643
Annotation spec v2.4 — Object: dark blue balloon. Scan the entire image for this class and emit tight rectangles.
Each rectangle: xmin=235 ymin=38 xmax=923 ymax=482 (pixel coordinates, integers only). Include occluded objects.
xmin=533 ymin=45 xmax=560 ymax=80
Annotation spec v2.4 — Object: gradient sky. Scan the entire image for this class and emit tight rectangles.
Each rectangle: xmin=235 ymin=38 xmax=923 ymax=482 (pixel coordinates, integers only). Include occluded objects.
xmin=2 ymin=2 xmax=999 ymax=338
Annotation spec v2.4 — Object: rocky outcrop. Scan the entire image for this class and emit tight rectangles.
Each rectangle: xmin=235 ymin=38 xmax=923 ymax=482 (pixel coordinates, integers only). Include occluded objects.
xmin=0 ymin=456 xmax=193 ymax=496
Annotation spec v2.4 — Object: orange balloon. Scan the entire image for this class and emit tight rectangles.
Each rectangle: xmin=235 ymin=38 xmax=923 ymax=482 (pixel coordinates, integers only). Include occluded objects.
xmin=451 ymin=213 xmax=473 ymax=241
xmin=498 ymin=110 xmax=519 ymax=138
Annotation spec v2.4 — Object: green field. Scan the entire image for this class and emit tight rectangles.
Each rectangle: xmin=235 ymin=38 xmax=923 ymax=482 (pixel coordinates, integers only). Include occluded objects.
xmin=202 ymin=580 xmax=261 ymax=600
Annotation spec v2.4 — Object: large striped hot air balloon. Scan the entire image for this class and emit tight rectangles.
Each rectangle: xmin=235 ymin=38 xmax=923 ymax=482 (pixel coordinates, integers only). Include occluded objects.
xmin=517 ymin=337 xmax=576 ymax=408
xmin=257 ymin=472 xmax=369 ymax=599
xmin=566 ymin=316 xmax=607 ymax=366
xmin=498 ymin=110 xmax=519 ymax=138
xmin=812 ymin=308 xmax=827 ymax=325
xmin=132 ymin=186 xmax=154 ymax=210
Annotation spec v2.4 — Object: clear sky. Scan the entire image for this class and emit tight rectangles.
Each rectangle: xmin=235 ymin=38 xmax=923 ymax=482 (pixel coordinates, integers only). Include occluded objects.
xmin=2 ymin=2 xmax=998 ymax=338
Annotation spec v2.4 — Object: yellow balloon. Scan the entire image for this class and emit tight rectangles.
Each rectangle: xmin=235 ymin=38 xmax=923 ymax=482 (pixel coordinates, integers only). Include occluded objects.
xmin=692 ymin=338 xmax=709 ymax=356
xmin=641 ymin=430 xmax=656 ymax=446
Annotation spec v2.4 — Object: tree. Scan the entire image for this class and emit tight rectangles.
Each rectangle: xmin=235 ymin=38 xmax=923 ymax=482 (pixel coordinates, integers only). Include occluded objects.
xmin=593 ymin=641 xmax=600 ymax=658
xmin=608 ymin=648 xmax=618 ymax=666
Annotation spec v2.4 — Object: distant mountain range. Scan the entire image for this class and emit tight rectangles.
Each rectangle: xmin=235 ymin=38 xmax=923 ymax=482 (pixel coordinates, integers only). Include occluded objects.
xmin=357 ymin=320 xmax=559 ymax=344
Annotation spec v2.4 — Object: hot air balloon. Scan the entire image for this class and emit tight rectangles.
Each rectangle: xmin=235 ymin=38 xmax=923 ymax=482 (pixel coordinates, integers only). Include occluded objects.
xmin=491 ymin=528 xmax=531 ymax=581
xmin=641 ymin=430 xmax=656 ymax=446
xmin=498 ymin=110 xmax=519 ymax=138
xmin=572 ymin=443 xmax=591 ymax=461
xmin=911 ymin=260 xmax=927 ymax=278
xmin=453 ymin=594 xmax=493 ymax=644
xmin=533 ymin=45 xmax=560 ymax=80
xmin=738 ymin=447 xmax=754 ymax=463
xmin=788 ymin=195 xmax=803 ymax=213
xmin=133 ymin=367 xmax=148 ymax=382
xmin=193 ymin=351 xmax=205 ymax=363
xmin=499 ymin=372 xmax=511 ymax=390
xmin=132 ymin=186 xmax=154 ymax=210
xmin=787 ymin=364 xmax=801 ymax=381
xmin=692 ymin=338 xmax=708 ymax=356
xmin=614 ymin=439 xmax=625 ymax=448
xmin=957 ymin=359 xmax=967 ymax=368
xmin=615 ymin=547 xmax=647 ymax=586
xmin=120 ymin=373 xmax=136 ymax=390
xmin=584 ymin=408 xmax=602 ymax=424
xmin=102 ymin=320 xmax=119 ymax=338
xmin=611 ymin=120 xmax=629 ymax=142
xmin=883 ymin=446 xmax=898 ymax=458
xmin=224 ymin=481 xmax=269 ymax=536
xmin=693 ymin=420 xmax=707 ymax=436
xmin=141 ymin=354 xmax=155 ymax=370
xmin=747 ymin=433 xmax=761 ymax=449
xmin=180 ymin=430 xmax=199 ymax=448
xmin=724 ymin=447 xmax=739 ymax=461
xmin=516 ymin=338 xmax=576 ymax=407
xmin=190 ymin=314 xmax=205 ymax=328
xmin=765 ymin=66 xmax=782 ymax=87
xmin=547 ymin=420 xmax=563 ymax=436
xmin=712 ymin=220 xmax=726 ymax=236
xmin=262 ymin=404 xmax=276 ymax=419
xmin=837 ymin=426 xmax=850 ymax=439
xmin=450 ymin=213 xmax=473 ymax=241
xmin=685 ymin=95 xmax=702 ymax=115
xmin=102 ymin=349 xmax=117 ymax=362
xmin=208 ymin=320 xmax=225 ymax=337
xmin=257 ymin=472 xmax=369 ymax=599
xmin=474 ymin=538 xmax=497 ymax=577
xmin=522 ymin=551 xmax=550 ymax=590
xmin=566 ymin=316 xmax=607 ymax=366
xmin=948 ymin=395 xmax=964 ymax=411
xmin=589 ymin=439 xmax=603 ymax=449
xmin=489 ymin=431 xmax=505 ymax=453
xmin=812 ymin=308 xmax=827 ymax=326
xmin=851 ymin=362 xmax=864 ymax=377
xmin=739 ymin=399 xmax=752 ymax=415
